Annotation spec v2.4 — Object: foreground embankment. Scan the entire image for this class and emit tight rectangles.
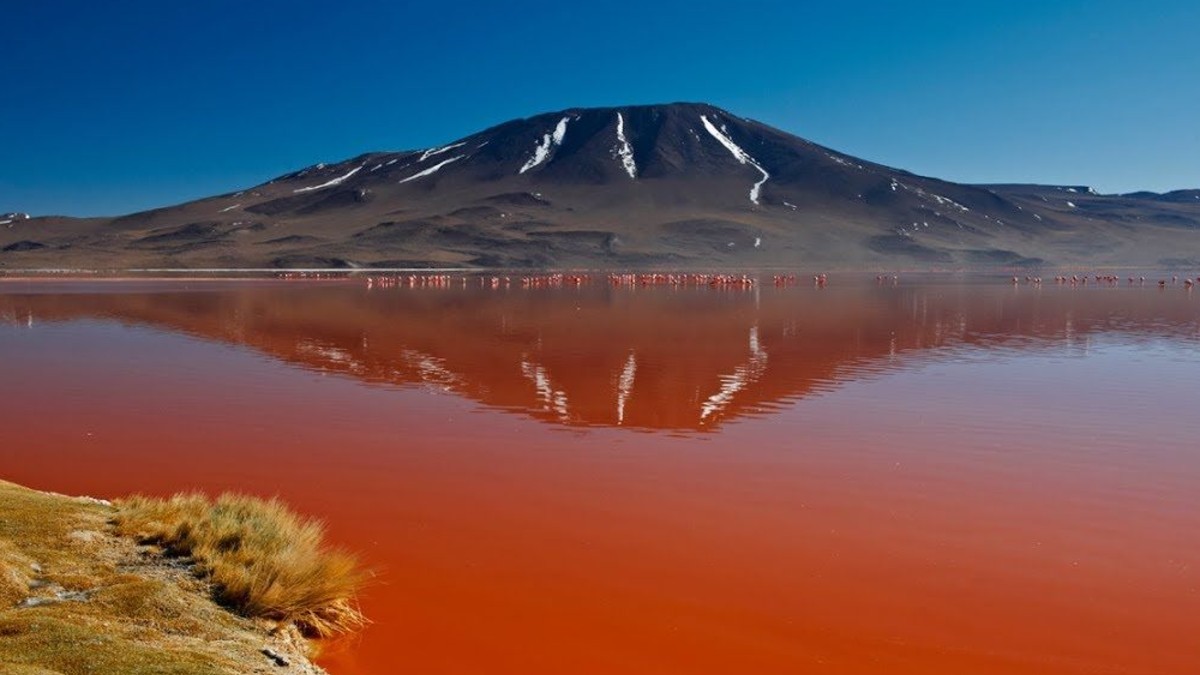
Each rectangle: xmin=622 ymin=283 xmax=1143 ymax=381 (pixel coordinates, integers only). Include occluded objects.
xmin=0 ymin=480 xmax=365 ymax=675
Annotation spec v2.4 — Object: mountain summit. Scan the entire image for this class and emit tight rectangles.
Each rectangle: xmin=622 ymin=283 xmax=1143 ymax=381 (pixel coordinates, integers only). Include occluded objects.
xmin=3 ymin=103 xmax=1199 ymax=269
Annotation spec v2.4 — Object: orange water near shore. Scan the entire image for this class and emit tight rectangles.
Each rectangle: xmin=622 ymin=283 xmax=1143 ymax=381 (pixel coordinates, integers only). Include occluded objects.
xmin=1 ymin=278 xmax=1198 ymax=673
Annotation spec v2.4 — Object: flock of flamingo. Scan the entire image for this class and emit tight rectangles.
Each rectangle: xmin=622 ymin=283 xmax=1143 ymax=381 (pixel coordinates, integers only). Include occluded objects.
xmin=357 ymin=272 xmax=833 ymax=289
xmin=271 ymin=271 xmax=1199 ymax=291
xmin=1024 ymin=274 xmax=1198 ymax=288
xmin=359 ymin=273 xmax=775 ymax=289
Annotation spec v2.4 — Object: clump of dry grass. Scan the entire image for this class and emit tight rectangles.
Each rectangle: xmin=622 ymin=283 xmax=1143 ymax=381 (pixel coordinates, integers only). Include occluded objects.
xmin=114 ymin=493 xmax=367 ymax=638
xmin=2 ymin=480 xmax=326 ymax=674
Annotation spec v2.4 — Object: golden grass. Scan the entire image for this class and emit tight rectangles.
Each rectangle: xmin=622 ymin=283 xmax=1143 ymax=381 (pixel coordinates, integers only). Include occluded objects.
xmin=0 ymin=615 xmax=226 ymax=675
xmin=114 ymin=493 xmax=368 ymax=638
xmin=0 ymin=558 xmax=29 ymax=608
xmin=0 ymin=480 xmax=246 ymax=675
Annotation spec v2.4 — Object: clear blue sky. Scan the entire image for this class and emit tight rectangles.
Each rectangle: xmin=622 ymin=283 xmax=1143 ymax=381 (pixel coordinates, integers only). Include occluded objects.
xmin=3 ymin=0 xmax=1198 ymax=216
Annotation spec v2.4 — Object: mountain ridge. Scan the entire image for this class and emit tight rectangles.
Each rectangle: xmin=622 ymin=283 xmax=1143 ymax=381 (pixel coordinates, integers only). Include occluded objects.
xmin=3 ymin=102 xmax=1199 ymax=270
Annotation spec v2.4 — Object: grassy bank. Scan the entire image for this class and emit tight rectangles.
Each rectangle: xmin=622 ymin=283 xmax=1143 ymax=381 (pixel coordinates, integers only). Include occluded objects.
xmin=0 ymin=480 xmax=366 ymax=675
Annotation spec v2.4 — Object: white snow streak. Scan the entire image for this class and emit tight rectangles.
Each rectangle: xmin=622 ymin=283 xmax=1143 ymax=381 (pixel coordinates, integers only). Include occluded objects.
xmin=754 ymin=237 xmax=762 ymax=248
xmin=700 ymin=115 xmax=769 ymax=204
xmin=613 ymin=112 xmax=637 ymax=178
xmin=616 ymin=351 xmax=637 ymax=425
xmin=826 ymin=153 xmax=864 ymax=170
xmin=398 ymin=155 xmax=466 ymax=184
xmin=1066 ymin=201 xmax=1076 ymax=208
xmin=926 ymin=193 xmax=970 ymax=212
xmin=889 ymin=177 xmax=970 ymax=212
xmin=401 ymin=349 xmax=460 ymax=390
xmin=519 ymin=117 xmax=570 ymax=174
xmin=219 ymin=203 xmax=241 ymax=213
xmin=293 ymin=165 xmax=363 ymax=193
xmin=700 ymin=325 xmax=768 ymax=422
xmin=419 ymin=142 xmax=467 ymax=162
xmin=296 ymin=340 xmax=355 ymax=366
xmin=521 ymin=358 xmax=569 ymax=421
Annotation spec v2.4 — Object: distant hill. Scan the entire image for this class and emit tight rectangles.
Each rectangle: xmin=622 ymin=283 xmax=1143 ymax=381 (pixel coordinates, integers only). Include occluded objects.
xmin=3 ymin=103 xmax=1199 ymax=270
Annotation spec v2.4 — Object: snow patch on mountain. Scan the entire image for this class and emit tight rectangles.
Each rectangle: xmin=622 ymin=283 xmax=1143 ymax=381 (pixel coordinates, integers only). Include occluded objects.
xmin=889 ymin=178 xmax=970 ymax=213
xmin=519 ymin=117 xmax=570 ymax=174
xmin=613 ymin=113 xmax=637 ymax=179
xmin=293 ymin=165 xmax=363 ymax=193
xmin=399 ymin=155 xmax=466 ymax=184
xmin=700 ymin=115 xmax=770 ymax=205
xmin=419 ymin=142 xmax=467 ymax=162
xmin=925 ymin=192 xmax=970 ymax=212
xmin=826 ymin=153 xmax=864 ymax=170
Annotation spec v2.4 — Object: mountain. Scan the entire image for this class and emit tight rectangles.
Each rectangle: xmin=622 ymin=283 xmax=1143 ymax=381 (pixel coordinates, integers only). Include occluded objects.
xmin=3 ymin=102 xmax=1199 ymax=270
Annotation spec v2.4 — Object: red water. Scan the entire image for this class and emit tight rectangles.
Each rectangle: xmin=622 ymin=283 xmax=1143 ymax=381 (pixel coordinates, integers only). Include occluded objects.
xmin=1 ymin=278 xmax=1198 ymax=673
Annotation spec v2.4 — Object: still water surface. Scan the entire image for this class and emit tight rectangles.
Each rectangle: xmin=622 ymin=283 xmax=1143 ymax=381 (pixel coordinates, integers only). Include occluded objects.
xmin=1 ymin=277 xmax=1198 ymax=674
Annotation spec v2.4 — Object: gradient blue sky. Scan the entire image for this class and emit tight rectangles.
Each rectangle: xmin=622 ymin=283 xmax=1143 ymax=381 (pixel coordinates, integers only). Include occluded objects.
xmin=3 ymin=0 xmax=1198 ymax=216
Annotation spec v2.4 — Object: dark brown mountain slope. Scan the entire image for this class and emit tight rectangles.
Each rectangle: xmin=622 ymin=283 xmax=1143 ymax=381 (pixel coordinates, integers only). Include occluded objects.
xmin=3 ymin=103 xmax=1198 ymax=270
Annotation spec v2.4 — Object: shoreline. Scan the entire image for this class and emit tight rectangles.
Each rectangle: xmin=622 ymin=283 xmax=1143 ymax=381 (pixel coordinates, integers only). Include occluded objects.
xmin=0 ymin=479 xmax=342 ymax=675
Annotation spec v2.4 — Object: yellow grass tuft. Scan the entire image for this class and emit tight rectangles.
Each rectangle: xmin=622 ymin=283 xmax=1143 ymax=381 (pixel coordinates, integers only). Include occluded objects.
xmin=114 ymin=493 xmax=368 ymax=638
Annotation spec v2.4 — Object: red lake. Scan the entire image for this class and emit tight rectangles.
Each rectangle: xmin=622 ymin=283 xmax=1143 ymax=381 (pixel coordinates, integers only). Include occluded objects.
xmin=1 ymin=276 xmax=1198 ymax=674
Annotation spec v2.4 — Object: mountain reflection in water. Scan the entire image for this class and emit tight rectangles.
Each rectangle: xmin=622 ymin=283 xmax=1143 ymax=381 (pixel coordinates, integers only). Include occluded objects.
xmin=2 ymin=277 xmax=1197 ymax=432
